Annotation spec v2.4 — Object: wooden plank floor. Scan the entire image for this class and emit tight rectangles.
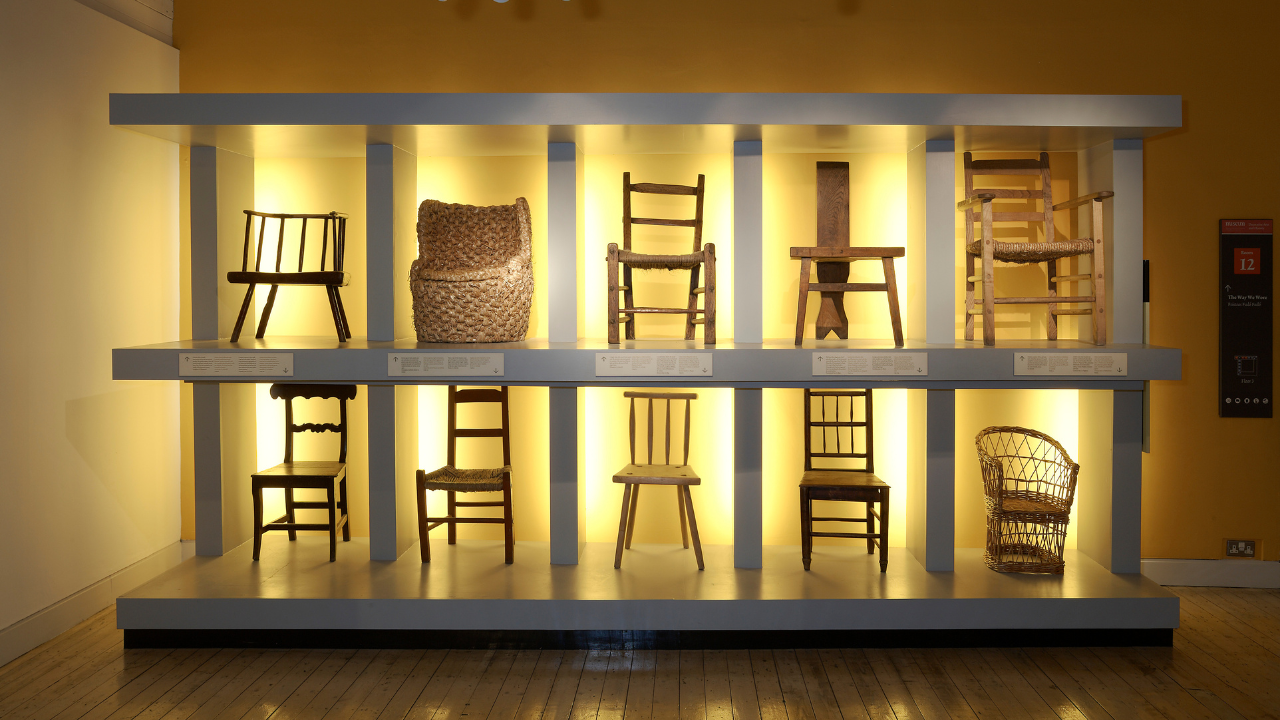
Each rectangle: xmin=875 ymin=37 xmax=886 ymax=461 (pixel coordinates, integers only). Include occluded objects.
xmin=2 ymin=587 xmax=1276 ymax=719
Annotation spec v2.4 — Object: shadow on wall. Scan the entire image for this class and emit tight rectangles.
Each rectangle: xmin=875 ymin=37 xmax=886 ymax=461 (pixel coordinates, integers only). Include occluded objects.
xmin=450 ymin=0 xmax=603 ymax=21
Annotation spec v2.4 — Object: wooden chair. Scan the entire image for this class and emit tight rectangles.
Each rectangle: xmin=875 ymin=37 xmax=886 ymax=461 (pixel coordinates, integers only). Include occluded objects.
xmin=229 ymin=210 xmax=350 ymax=343
xmin=959 ymin=152 xmax=1113 ymax=346
xmin=792 ymin=162 xmax=904 ymax=346
xmin=613 ymin=391 xmax=704 ymax=570
xmin=251 ymin=384 xmax=356 ymax=562
xmin=975 ymin=426 xmax=1079 ymax=574
xmin=607 ymin=174 xmax=716 ymax=344
xmin=416 ymin=386 xmax=514 ymax=564
xmin=799 ymin=389 xmax=889 ymax=572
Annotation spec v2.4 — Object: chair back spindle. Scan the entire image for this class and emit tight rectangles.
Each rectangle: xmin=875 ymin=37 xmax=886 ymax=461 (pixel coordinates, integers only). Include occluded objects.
xmin=242 ymin=211 xmax=347 ymax=276
xmin=803 ymin=389 xmax=873 ymax=474
xmin=964 ymin=152 xmax=1055 ymax=246
xmin=269 ymin=384 xmax=357 ymax=464
xmin=624 ymin=391 xmax=696 ymax=466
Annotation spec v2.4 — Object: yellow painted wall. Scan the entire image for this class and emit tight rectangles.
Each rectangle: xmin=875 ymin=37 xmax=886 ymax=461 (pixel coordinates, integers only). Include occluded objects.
xmin=173 ymin=0 xmax=1280 ymax=560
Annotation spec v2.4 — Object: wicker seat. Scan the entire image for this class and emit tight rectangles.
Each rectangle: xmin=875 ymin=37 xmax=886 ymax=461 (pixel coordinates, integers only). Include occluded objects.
xmin=410 ymin=198 xmax=534 ymax=343
xmin=420 ymin=466 xmax=509 ymax=493
xmin=975 ymin=426 xmax=1079 ymax=574
xmin=964 ymin=238 xmax=1097 ymax=264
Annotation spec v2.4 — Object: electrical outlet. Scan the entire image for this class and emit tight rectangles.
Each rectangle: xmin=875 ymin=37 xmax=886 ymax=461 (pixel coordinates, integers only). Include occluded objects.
xmin=1224 ymin=538 xmax=1261 ymax=559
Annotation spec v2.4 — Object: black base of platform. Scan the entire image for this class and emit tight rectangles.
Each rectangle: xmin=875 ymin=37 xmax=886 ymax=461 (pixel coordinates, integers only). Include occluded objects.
xmin=125 ymin=627 xmax=1173 ymax=650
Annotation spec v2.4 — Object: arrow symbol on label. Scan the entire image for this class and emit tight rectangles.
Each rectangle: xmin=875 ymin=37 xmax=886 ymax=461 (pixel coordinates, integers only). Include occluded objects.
xmin=1226 ymin=285 xmax=1232 ymax=291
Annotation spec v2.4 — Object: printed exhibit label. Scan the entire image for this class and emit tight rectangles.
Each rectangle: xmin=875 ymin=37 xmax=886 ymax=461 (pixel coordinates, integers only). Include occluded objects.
xmin=179 ymin=353 xmax=294 ymax=377
xmin=812 ymin=352 xmax=928 ymax=376
xmin=388 ymin=353 xmax=505 ymax=377
xmin=595 ymin=353 xmax=713 ymax=377
xmin=1013 ymin=353 xmax=1128 ymax=376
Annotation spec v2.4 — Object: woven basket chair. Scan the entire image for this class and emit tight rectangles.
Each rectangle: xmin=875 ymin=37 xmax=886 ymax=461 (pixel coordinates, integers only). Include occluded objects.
xmin=975 ymin=426 xmax=1079 ymax=574
xmin=410 ymin=198 xmax=534 ymax=343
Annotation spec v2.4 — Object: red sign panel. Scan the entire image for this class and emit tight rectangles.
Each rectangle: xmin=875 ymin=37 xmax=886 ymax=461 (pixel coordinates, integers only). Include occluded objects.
xmin=1235 ymin=248 xmax=1262 ymax=274
xmin=1222 ymin=219 xmax=1274 ymax=234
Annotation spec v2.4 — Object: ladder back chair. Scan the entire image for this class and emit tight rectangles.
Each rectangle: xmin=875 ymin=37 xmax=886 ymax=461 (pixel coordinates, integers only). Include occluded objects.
xmin=792 ymin=162 xmax=905 ymax=346
xmin=607 ymin=174 xmax=716 ymax=344
xmin=958 ymin=152 xmax=1113 ymax=346
xmin=229 ymin=210 xmax=351 ymax=343
xmin=251 ymin=384 xmax=357 ymax=562
xmin=416 ymin=386 xmax=514 ymax=564
xmin=975 ymin=426 xmax=1079 ymax=574
xmin=799 ymin=389 xmax=890 ymax=572
xmin=613 ymin=391 xmax=704 ymax=570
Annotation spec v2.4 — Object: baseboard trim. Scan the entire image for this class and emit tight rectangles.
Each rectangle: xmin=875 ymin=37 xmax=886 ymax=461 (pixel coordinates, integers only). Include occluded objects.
xmin=1142 ymin=558 xmax=1280 ymax=588
xmin=0 ymin=540 xmax=192 ymax=667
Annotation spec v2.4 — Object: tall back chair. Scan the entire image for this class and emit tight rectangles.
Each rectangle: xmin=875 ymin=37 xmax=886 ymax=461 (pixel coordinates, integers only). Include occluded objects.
xmin=959 ymin=152 xmax=1113 ymax=346
xmin=229 ymin=211 xmax=350 ymax=343
xmin=607 ymin=174 xmax=716 ymax=344
xmin=799 ymin=389 xmax=890 ymax=572
xmin=612 ymin=391 xmax=704 ymax=570
xmin=251 ymin=384 xmax=357 ymax=562
xmin=975 ymin=426 xmax=1079 ymax=573
xmin=416 ymin=386 xmax=514 ymax=564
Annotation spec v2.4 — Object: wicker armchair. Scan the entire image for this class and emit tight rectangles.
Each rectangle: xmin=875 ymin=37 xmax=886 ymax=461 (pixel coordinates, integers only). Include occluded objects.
xmin=975 ymin=426 xmax=1079 ymax=574
xmin=410 ymin=198 xmax=534 ymax=343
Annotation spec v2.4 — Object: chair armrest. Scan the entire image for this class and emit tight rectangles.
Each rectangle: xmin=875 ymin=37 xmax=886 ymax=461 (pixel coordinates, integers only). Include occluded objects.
xmin=1053 ymin=190 xmax=1114 ymax=211
xmin=956 ymin=193 xmax=995 ymax=211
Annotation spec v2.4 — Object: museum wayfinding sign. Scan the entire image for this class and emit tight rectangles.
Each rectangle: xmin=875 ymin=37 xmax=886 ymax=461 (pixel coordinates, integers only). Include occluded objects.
xmin=1220 ymin=219 xmax=1272 ymax=418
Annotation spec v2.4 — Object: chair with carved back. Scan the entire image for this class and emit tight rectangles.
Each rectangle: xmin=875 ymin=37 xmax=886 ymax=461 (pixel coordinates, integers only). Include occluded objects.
xmin=958 ymin=152 xmax=1113 ymax=346
xmin=799 ymin=389 xmax=889 ymax=572
xmin=612 ymin=391 xmax=704 ymax=570
xmin=228 ymin=210 xmax=350 ymax=343
xmin=607 ymin=174 xmax=716 ymax=344
xmin=416 ymin=386 xmax=514 ymax=564
xmin=251 ymin=384 xmax=357 ymax=562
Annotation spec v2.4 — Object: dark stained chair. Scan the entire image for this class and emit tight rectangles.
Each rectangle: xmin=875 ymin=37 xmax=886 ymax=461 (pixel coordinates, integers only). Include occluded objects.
xmin=251 ymin=384 xmax=356 ymax=562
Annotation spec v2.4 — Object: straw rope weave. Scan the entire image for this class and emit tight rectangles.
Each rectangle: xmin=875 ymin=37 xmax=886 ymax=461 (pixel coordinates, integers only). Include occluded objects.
xmin=616 ymin=249 xmax=706 ymax=270
xmin=965 ymin=238 xmax=1095 ymax=265
xmin=420 ymin=465 xmax=510 ymax=493
xmin=410 ymin=198 xmax=534 ymax=342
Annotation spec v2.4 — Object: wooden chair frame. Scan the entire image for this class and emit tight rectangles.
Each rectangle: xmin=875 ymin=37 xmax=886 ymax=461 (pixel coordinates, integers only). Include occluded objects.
xmin=959 ymin=152 xmax=1113 ymax=346
xmin=415 ymin=386 xmax=514 ymax=564
xmin=251 ymin=383 xmax=357 ymax=562
xmin=613 ymin=391 xmax=704 ymax=570
xmin=799 ymin=389 xmax=890 ymax=572
xmin=607 ymin=174 xmax=716 ymax=344
xmin=229 ymin=210 xmax=351 ymax=343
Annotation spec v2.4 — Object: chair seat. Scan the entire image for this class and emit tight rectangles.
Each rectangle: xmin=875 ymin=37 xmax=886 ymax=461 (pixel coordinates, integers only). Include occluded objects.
xmin=227 ymin=270 xmax=350 ymax=286
xmin=790 ymin=246 xmax=905 ymax=260
xmin=613 ymin=464 xmax=701 ymax=485
xmin=616 ymin=249 xmax=706 ymax=270
xmin=800 ymin=470 xmax=889 ymax=488
xmin=253 ymin=461 xmax=346 ymax=483
xmin=996 ymin=496 xmax=1070 ymax=517
xmin=966 ymin=239 xmax=1095 ymax=264
xmin=421 ymin=465 xmax=509 ymax=492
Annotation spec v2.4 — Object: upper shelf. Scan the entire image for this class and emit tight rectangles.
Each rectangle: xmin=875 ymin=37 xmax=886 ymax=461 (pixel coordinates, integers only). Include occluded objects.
xmin=109 ymin=93 xmax=1183 ymax=157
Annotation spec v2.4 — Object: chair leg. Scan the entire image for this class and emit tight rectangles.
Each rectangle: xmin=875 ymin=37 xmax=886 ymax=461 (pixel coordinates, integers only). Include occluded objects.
xmin=230 ymin=284 xmax=256 ymax=342
xmin=614 ymin=483 xmax=634 ymax=569
xmin=794 ymin=257 xmax=812 ymax=345
xmin=879 ymin=487 xmax=890 ymax=573
xmin=677 ymin=486 xmax=689 ymax=549
xmin=339 ymin=477 xmax=350 ymax=542
xmin=865 ymin=501 xmax=875 ymax=554
xmin=1046 ymin=259 xmax=1059 ymax=341
xmin=416 ymin=471 xmax=430 ymax=563
xmin=285 ymin=488 xmax=297 ymax=541
xmin=682 ymin=485 xmax=704 ymax=571
xmin=607 ymin=244 xmax=621 ymax=344
xmin=447 ymin=491 xmax=457 ymax=544
xmin=1091 ymin=209 xmax=1107 ymax=346
xmin=251 ymin=481 xmax=263 ymax=561
xmin=964 ymin=252 xmax=976 ymax=342
xmin=981 ymin=204 xmax=996 ymax=346
xmin=255 ymin=285 xmax=279 ymax=339
xmin=623 ymin=264 xmax=637 ymax=341
xmin=702 ymin=245 xmax=716 ymax=345
xmin=684 ymin=266 xmax=699 ymax=341
xmin=881 ymin=256 xmax=904 ymax=348
xmin=325 ymin=286 xmax=346 ymax=343
xmin=503 ymin=477 xmax=514 ymax=565
xmin=333 ymin=287 xmax=352 ymax=339
xmin=327 ymin=485 xmax=337 ymax=562
xmin=800 ymin=487 xmax=812 ymax=571
xmin=624 ymin=484 xmax=640 ymax=550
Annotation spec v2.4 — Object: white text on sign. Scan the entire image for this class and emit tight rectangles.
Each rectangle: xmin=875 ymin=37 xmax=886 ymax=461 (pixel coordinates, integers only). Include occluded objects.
xmin=1013 ymin=353 xmax=1128 ymax=376
xmin=595 ymin=353 xmax=713 ymax=377
xmin=812 ymin=352 xmax=928 ymax=376
xmin=388 ymin=353 xmax=505 ymax=377
xmin=179 ymin=353 xmax=294 ymax=377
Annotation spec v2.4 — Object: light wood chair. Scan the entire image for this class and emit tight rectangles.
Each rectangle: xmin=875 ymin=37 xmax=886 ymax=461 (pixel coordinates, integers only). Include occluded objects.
xmin=792 ymin=162 xmax=904 ymax=346
xmin=416 ymin=386 xmax=514 ymax=564
xmin=612 ymin=391 xmax=704 ymax=570
xmin=799 ymin=389 xmax=889 ymax=572
xmin=607 ymin=174 xmax=716 ymax=344
xmin=251 ymin=384 xmax=357 ymax=562
xmin=959 ymin=152 xmax=1113 ymax=346
xmin=975 ymin=426 xmax=1079 ymax=574
xmin=229 ymin=211 xmax=350 ymax=343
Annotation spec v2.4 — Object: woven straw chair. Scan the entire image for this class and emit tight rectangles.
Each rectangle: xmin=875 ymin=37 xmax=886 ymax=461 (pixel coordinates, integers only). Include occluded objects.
xmin=958 ymin=152 xmax=1114 ymax=346
xmin=410 ymin=198 xmax=534 ymax=343
xmin=975 ymin=426 xmax=1080 ymax=574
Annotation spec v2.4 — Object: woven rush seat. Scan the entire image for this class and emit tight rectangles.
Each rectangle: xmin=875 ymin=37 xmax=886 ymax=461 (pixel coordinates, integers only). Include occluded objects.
xmin=965 ymin=238 xmax=1096 ymax=264
xmin=420 ymin=465 xmax=511 ymax=493
xmin=995 ymin=495 xmax=1070 ymax=516
xmin=615 ymin=249 xmax=706 ymax=270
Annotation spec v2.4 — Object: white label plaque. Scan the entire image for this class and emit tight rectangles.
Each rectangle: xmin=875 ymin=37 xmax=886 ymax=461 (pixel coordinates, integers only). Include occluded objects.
xmin=595 ymin=353 xmax=713 ymax=377
xmin=388 ymin=353 xmax=504 ymax=377
xmin=179 ymin=353 xmax=294 ymax=377
xmin=1014 ymin=352 xmax=1128 ymax=376
xmin=812 ymin=352 xmax=928 ymax=376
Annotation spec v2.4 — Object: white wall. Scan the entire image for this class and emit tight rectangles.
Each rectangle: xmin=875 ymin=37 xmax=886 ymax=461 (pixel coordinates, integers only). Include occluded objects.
xmin=0 ymin=0 xmax=180 ymax=635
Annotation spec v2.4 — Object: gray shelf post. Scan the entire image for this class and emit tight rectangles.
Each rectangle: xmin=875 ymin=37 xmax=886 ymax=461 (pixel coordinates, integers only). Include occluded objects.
xmin=366 ymin=144 xmax=419 ymax=562
xmin=734 ymin=139 xmax=764 ymax=568
xmin=548 ymin=142 xmax=585 ymax=564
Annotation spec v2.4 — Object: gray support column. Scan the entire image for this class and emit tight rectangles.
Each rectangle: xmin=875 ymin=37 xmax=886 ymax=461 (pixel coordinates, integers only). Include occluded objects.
xmin=1082 ymin=139 xmax=1143 ymax=344
xmin=190 ymin=146 xmax=255 ymax=556
xmin=549 ymin=386 xmax=582 ymax=564
xmin=734 ymin=388 xmax=763 ymax=568
xmin=925 ymin=141 xmax=956 ymax=344
xmin=1111 ymin=389 xmax=1144 ymax=572
xmin=1078 ymin=388 xmax=1141 ymax=573
xmin=907 ymin=389 xmax=955 ymax=571
xmin=733 ymin=140 xmax=763 ymax=344
xmin=548 ymin=142 xmax=581 ymax=343
xmin=366 ymin=144 xmax=418 ymax=561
